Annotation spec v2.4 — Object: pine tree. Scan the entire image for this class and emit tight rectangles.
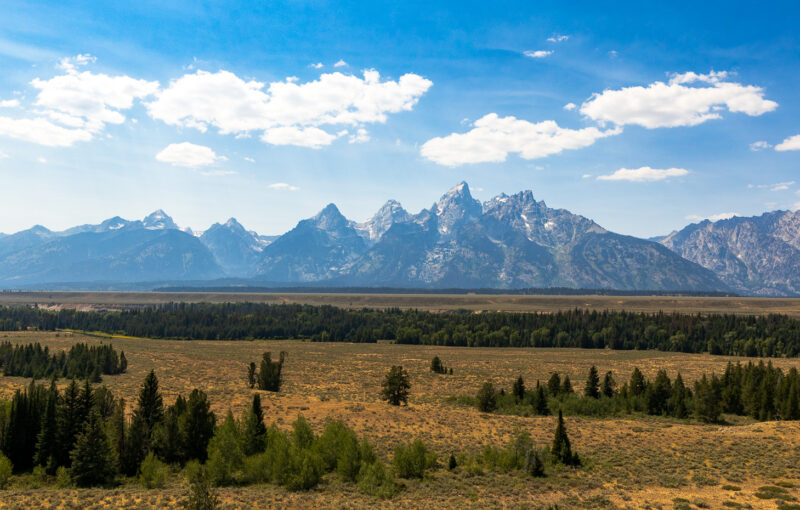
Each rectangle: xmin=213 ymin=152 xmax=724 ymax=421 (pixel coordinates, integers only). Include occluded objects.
xmin=547 ymin=373 xmax=561 ymax=396
xmin=535 ymin=384 xmax=549 ymax=415
xmin=646 ymin=370 xmax=672 ymax=415
xmin=108 ymin=398 xmax=126 ymax=470
xmin=669 ymin=373 xmax=688 ymax=419
xmin=180 ymin=389 xmax=216 ymax=462
xmin=477 ymin=382 xmax=497 ymax=413
xmin=134 ymin=370 xmax=164 ymax=433
xmin=551 ymin=410 xmax=579 ymax=466
xmin=430 ymin=356 xmax=443 ymax=374
xmin=694 ymin=375 xmax=721 ymax=423
xmin=69 ymin=410 xmax=115 ymax=487
xmin=57 ymin=379 xmax=83 ymax=467
xmin=512 ymin=376 xmax=526 ymax=402
xmin=584 ymin=366 xmax=600 ymax=398
xmin=242 ymin=394 xmax=267 ymax=455
xmin=119 ymin=351 xmax=127 ymax=373
xmin=34 ymin=379 xmax=59 ymax=473
xmin=121 ymin=415 xmax=148 ymax=476
xmin=602 ymin=371 xmax=616 ymax=398
xmin=380 ymin=366 xmax=411 ymax=406
xmin=561 ymin=376 xmax=573 ymax=394
xmin=247 ymin=362 xmax=256 ymax=389
xmin=630 ymin=368 xmax=646 ymax=396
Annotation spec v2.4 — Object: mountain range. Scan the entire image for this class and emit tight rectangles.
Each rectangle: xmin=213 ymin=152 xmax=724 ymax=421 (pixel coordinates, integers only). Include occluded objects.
xmin=0 ymin=182 xmax=797 ymax=295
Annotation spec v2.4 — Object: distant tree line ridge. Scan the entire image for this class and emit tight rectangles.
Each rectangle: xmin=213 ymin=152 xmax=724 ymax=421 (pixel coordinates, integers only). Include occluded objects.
xmin=0 ymin=303 xmax=799 ymax=357
xmin=0 ymin=341 xmax=126 ymax=381
xmin=154 ymin=285 xmax=738 ymax=297
xmin=463 ymin=361 xmax=800 ymax=424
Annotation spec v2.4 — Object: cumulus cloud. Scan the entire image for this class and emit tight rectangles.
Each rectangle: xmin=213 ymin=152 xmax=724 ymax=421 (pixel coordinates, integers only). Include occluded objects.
xmin=333 ymin=60 xmax=348 ymax=68
xmin=523 ymin=50 xmax=553 ymax=58
xmin=563 ymin=102 xmax=576 ymax=111
xmin=580 ymin=71 xmax=778 ymax=128
xmin=310 ymin=62 xmax=323 ymax=69
xmin=268 ymin=182 xmax=299 ymax=191
xmin=596 ymin=166 xmax=689 ymax=182
xmin=686 ymin=212 xmax=738 ymax=222
xmin=776 ymin=134 xmax=800 ymax=151
xmin=146 ymin=69 xmax=431 ymax=148
xmin=155 ymin=142 xmax=224 ymax=167
xmin=0 ymin=116 xmax=94 ymax=146
xmin=349 ymin=128 xmax=370 ymax=143
xmin=0 ymin=99 xmax=19 ymax=108
xmin=750 ymin=140 xmax=772 ymax=151
xmin=420 ymin=113 xmax=621 ymax=167
xmin=0 ymin=55 xmax=158 ymax=147
xmin=547 ymin=34 xmax=569 ymax=43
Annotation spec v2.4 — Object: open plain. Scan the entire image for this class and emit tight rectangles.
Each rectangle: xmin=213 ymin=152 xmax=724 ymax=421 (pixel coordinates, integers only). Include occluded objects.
xmin=1 ymin=329 xmax=800 ymax=508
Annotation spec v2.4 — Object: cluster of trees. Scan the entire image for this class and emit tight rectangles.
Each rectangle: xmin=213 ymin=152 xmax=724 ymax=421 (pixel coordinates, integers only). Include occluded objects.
xmin=0 ymin=341 xmax=126 ymax=382
xmin=246 ymin=352 xmax=286 ymax=391
xmin=430 ymin=356 xmax=452 ymax=375
xmin=2 ymin=304 xmax=800 ymax=357
xmin=468 ymin=362 xmax=800 ymax=424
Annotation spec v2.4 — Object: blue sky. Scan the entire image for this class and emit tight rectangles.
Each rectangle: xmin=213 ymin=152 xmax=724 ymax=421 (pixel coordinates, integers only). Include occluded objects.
xmin=0 ymin=0 xmax=798 ymax=237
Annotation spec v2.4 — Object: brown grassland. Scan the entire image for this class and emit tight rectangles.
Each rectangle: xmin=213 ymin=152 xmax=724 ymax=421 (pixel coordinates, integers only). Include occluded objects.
xmin=3 ymin=290 xmax=800 ymax=316
xmin=1 ymin=330 xmax=800 ymax=508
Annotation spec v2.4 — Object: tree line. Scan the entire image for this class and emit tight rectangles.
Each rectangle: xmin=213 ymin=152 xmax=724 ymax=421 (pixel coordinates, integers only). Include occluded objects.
xmin=0 ymin=370 xmax=581 ymax=498
xmin=465 ymin=361 xmax=800 ymax=424
xmin=1 ymin=303 xmax=799 ymax=357
xmin=0 ymin=341 xmax=126 ymax=382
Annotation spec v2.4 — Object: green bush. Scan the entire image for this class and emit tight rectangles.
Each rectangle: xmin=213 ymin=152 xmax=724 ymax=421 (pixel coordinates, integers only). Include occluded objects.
xmin=358 ymin=460 xmax=400 ymax=498
xmin=183 ymin=461 xmax=219 ymax=510
xmin=0 ymin=452 xmax=12 ymax=489
xmin=55 ymin=466 xmax=71 ymax=488
xmin=393 ymin=440 xmax=437 ymax=479
xmin=139 ymin=451 xmax=169 ymax=489
xmin=206 ymin=412 xmax=244 ymax=486
xmin=286 ymin=448 xmax=323 ymax=491
xmin=242 ymin=453 xmax=271 ymax=484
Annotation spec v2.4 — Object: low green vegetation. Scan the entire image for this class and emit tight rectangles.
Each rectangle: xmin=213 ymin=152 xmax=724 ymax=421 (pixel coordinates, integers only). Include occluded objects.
xmin=245 ymin=351 xmax=286 ymax=391
xmin=2 ymin=303 xmax=800 ymax=357
xmin=460 ymin=361 xmax=800 ymax=424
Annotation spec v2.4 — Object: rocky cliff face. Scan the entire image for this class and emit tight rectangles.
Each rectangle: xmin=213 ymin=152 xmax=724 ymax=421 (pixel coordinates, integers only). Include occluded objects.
xmin=659 ymin=210 xmax=800 ymax=296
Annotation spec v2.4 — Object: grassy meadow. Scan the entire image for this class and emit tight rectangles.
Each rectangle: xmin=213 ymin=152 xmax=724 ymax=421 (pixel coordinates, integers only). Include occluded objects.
xmin=1 ymin=330 xmax=800 ymax=508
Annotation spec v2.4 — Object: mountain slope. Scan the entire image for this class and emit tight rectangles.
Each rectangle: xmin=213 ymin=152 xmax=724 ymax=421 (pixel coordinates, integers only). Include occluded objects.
xmin=200 ymin=218 xmax=265 ymax=276
xmin=659 ymin=211 xmax=800 ymax=296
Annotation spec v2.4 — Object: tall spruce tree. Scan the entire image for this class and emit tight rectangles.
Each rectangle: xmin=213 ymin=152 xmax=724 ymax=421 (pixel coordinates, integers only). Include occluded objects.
xmin=34 ymin=379 xmax=59 ymax=472
xmin=242 ymin=394 xmax=267 ymax=455
xmin=584 ymin=366 xmax=600 ymax=399
xmin=630 ymin=368 xmax=646 ymax=396
xmin=547 ymin=373 xmax=561 ymax=396
xmin=134 ymin=370 xmax=164 ymax=432
xmin=551 ymin=410 xmax=579 ymax=466
xmin=57 ymin=379 xmax=83 ymax=467
xmin=180 ymin=389 xmax=216 ymax=462
xmin=70 ymin=410 xmax=115 ymax=487
xmin=512 ymin=376 xmax=526 ymax=402
xmin=602 ymin=371 xmax=616 ymax=398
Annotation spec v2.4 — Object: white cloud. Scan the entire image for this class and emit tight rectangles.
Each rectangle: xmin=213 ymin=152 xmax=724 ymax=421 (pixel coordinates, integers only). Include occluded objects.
xmin=420 ymin=113 xmax=621 ymax=167
xmin=580 ymin=71 xmax=778 ymax=128
xmin=0 ymin=99 xmax=19 ymax=108
xmin=751 ymin=181 xmax=795 ymax=192
xmin=597 ymin=166 xmax=689 ymax=182
xmin=200 ymin=169 xmax=237 ymax=177
xmin=686 ymin=212 xmax=737 ymax=222
xmin=155 ymin=142 xmax=224 ymax=167
xmin=0 ymin=116 xmax=93 ymax=146
xmin=582 ymin=174 xmax=592 ymax=179
xmin=37 ymin=157 xmax=46 ymax=163
xmin=310 ymin=62 xmax=323 ymax=69
xmin=563 ymin=102 xmax=576 ymax=111
xmin=57 ymin=53 xmax=96 ymax=72
xmin=0 ymin=150 xmax=7 ymax=159
xmin=750 ymin=140 xmax=772 ymax=151
xmin=795 ymin=202 xmax=800 ymax=211
xmin=244 ymin=157 xmax=255 ymax=163
xmin=547 ymin=34 xmax=569 ymax=43
xmin=776 ymin=134 xmax=800 ymax=151
xmin=147 ymin=69 xmax=431 ymax=148
xmin=608 ymin=50 xmax=618 ymax=58
xmin=269 ymin=182 xmax=299 ymax=191
xmin=523 ymin=50 xmax=553 ymax=59
xmin=349 ymin=128 xmax=370 ymax=144
xmin=334 ymin=60 xmax=348 ymax=68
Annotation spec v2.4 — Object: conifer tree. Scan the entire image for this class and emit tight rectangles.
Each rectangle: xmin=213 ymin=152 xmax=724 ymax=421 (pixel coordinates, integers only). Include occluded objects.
xmin=108 ymin=398 xmax=126 ymax=470
xmin=512 ymin=376 xmax=526 ymax=402
xmin=430 ymin=356 xmax=443 ymax=374
xmin=669 ymin=373 xmax=688 ymax=419
xmin=477 ymin=381 xmax=497 ymax=413
xmin=602 ymin=371 xmax=616 ymax=398
xmin=561 ymin=376 xmax=573 ymax=394
xmin=57 ymin=379 xmax=83 ymax=467
xmin=584 ymin=366 xmax=600 ymax=398
xmin=34 ymin=379 xmax=59 ymax=473
xmin=694 ymin=375 xmax=721 ymax=423
xmin=630 ymin=368 xmax=646 ymax=396
xmin=535 ymin=384 xmax=549 ymax=415
xmin=547 ymin=373 xmax=561 ymax=396
xmin=242 ymin=393 xmax=267 ymax=455
xmin=180 ymin=389 xmax=216 ymax=462
xmin=646 ymin=370 xmax=672 ymax=415
xmin=380 ymin=366 xmax=411 ymax=406
xmin=247 ymin=362 xmax=256 ymax=389
xmin=551 ymin=410 xmax=579 ymax=466
xmin=134 ymin=370 xmax=164 ymax=432
xmin=121 ymin=415 xmax=148 ymax=476
xmin=119 ymin=351 xmax=127 ymax=373
xmin=69 ymin=410 xmax=115 ymax=487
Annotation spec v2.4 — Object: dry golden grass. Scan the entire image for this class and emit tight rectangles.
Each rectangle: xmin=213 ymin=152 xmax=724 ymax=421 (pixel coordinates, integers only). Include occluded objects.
xmin=1 ymin=330 xmax=800 ymax=508
xmin=4 ymin=290 xmax=800 ymax=315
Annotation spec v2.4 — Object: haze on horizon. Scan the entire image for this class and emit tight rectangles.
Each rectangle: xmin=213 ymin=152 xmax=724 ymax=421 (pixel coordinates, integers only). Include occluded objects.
xmin=0 ymin=0 xmax=799 ymax=239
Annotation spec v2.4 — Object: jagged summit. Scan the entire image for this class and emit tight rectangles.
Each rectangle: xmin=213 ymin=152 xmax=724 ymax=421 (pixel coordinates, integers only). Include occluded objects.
xmin=356 ymin=199 xmax=411 ymax=241
xmin=143 ymin=209 xmax=178 ymax=230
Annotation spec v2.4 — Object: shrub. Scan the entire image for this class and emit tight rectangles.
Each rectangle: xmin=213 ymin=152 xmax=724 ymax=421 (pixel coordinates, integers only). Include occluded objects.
xmin=286 ymin=449 xmax=323 ymax=491
xmin=358 ymin=460 xmax=400 ymax=498
xmin=55 ymin=466 xmax=71 ymax=488
xmin=206 ymin=412 xmax=244 ymax=486
xmin=183 ymin=461 xmax=219 ymax=510
xmin=0 ymin=452 xmax=12 ymax=489
xmin=139 ymin=451 xmax=169 ymax=489
xmin=477 ymin=382 xmax=497 ymax=413
xmin=381 ymin=366 xmax=411 ymax=406
xmin=242 ymin=453 xmax=271 ymax=484
xmin=393 ymin=439 xmax=436 ymax=479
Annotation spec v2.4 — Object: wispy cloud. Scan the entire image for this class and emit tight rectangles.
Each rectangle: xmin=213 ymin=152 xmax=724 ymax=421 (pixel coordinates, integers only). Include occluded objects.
xmin=268 ymin=182 xmax=299 ymax=191
xmin=547 ymin=34 xmax=569 ymax=43
xmin=333 ymin=60 xmax=348 ymax=68
xmin=750 ymin=140 xmax=772 ymax=151
xmin=523 ymin=50 xmax=553 ymax=59
xmin=748 ymin=181 xmax=795 ymax=192
xmin=597 ymin=166 xmax=689 ymax=182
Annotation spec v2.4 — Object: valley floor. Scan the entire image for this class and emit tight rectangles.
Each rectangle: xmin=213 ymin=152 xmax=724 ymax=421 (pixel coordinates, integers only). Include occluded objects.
xmin=1 ymin=332 xmax=800 ymax=508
